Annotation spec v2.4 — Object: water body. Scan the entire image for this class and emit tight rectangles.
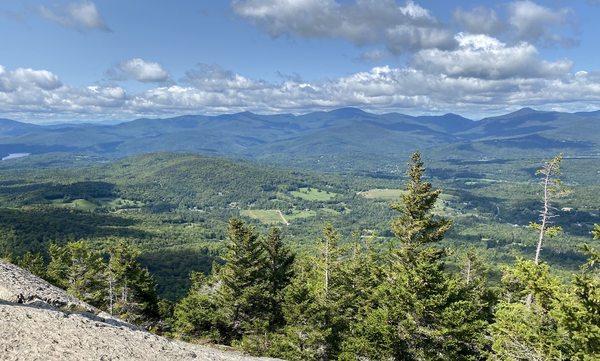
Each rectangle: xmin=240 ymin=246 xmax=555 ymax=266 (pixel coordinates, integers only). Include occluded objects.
xmin=2 ymin=153 xmax=30 ymax=161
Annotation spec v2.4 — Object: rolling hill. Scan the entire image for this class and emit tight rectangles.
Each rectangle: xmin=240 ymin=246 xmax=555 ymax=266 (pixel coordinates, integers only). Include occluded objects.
xmin=0 ymin=107 xmax=598 ymax=171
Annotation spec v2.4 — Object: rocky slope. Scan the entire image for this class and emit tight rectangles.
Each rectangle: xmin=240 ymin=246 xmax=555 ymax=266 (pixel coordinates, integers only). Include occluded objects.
xmin=0 ymin=260 xmax=278 ymax=361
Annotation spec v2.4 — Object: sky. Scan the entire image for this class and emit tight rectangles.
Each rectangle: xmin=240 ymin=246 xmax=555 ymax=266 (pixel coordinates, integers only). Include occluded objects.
xmin=2 ymin=0 xmax=600 ymax=123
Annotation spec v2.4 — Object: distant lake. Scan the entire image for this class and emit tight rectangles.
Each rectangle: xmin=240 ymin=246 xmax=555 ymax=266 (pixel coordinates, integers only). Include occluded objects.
xmin=2 ymin=153 xmax=30 ymax=161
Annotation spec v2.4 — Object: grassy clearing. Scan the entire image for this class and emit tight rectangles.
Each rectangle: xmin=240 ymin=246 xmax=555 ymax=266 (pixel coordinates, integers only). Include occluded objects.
xmin=52 ymin=197 xmax=144 ymax=212
xmin=320 ymin=208 xmax=342 ymax=216
xmin=99 ymin=197 xmax=145 ymax=209
xmin=286 ymin=210 xmax=316 ymax=221
xmin=241 ymin=208 xmax=318 ymax=224
xmin=241 ymin=209 xmax=287 ymax=224
xmin=291 ymin=187 xmax=338 ymax=201
xmin=63 ymin=198 xmax=98 ymax=211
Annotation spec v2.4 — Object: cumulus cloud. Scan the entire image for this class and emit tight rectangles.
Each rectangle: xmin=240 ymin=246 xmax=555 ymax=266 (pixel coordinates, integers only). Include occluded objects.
xmin=182 ymin=64 xmax=259 ymax=91
xmin=454 ymin=6 xmax=504 ymax=35
xmin=413 ymin=33 xmax=572 ymax=80
xmin=3 ymin=55 xmax=600 ymax=121
xmin=508 ymin=1 xmax=576 ymax=46
xmin=109 ymin=58 xmax=170 ymax=83
xmin=39 ymin=1 xmax=111 ymax=32
xmin=452 ymin=2 xmax=578 ymax=48
xmin=0 ymin=66 xmax=62 ymax=92
xmin=232 ymin=0 xmax=456 ymax=53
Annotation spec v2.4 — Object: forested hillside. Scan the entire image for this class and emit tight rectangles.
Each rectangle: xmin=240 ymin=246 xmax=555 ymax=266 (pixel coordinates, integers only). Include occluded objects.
xmin=0 ymin=108 xmax=598 ymax=171
xmin=1 ymin=151 xmax=598 ymax=299
xmin=3 ymin=152 xmax=598 ymax=360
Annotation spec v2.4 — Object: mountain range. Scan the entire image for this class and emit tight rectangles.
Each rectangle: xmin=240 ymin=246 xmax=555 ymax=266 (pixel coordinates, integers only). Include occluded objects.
xmin=1 ymin=107 xmax=598 ymax=171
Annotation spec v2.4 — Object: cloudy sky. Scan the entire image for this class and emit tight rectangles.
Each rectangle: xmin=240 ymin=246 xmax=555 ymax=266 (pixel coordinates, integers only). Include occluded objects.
xmin=2 ymin=0 xmax=600 ymax=123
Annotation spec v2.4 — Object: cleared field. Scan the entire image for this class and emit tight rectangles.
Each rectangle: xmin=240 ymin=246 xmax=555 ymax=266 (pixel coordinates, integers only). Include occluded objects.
xmin=99 ymin=198 xmax=145 ymax=209
xmin=65 ymin=199 xmax=98 ymax=211
xmin=358 ymin=188 xmax=406 ymax=201
xmin=286 ymin=210 xmax=316 ymax=221
xmin=359 ymin=189 xmax=456 ymax=210
xmin=241 ymin=209 xmax=318 ymax=224
xmin=291 ymin=187 xmax=338 ymax=201
xmin=241 ymin=209 xmax=287 ymax=224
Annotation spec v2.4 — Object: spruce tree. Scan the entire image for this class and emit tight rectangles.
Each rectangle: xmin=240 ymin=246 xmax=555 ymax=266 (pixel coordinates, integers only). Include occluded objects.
xmin=106 ymin=240 xmax=159 ymax=325
xmin=47 ymin=241 xmax=106 ymax=307
xmin=390 ymin=151 xmax=452 ymax=250
xmin=263 ymin=227 xmax=295 ymax=329
xmin=557 ymin=244 xmax=600 ymax=359
xmin=218 ymin=218 xmax=270 ymax=341
xmin=344 ymin=152 xmax=488 ymax=360
xmin=17 ymin=251 xmax=46 ymax=278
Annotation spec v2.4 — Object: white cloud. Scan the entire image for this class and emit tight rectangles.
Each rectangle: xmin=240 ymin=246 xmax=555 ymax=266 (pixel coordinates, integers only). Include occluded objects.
xmin=232 ymin=0 xmax=455 ymax=53
xmin=508 ymin=1 xmax=576 ymax=46
xmin=112 ymin=58 xmax=170 ymax=83
xmin=40 ymin=1 xmax=110 ymax=32
xmin=183 ymin=64 xmax=258 ymax=90
xmin=2 ymin=57 xmax=600 ymax=121
xmin=413 ymin=33 xmax=572 ymax=80
xmin=454 ymin=6 xmax=503 ymax=35
xmin=0 ymin=66 xmax=62 ymax=92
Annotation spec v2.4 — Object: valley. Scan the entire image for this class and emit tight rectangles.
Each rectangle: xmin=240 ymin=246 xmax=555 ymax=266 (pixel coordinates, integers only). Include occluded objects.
xmin=0 ymin=147 xmax=598 ymax=299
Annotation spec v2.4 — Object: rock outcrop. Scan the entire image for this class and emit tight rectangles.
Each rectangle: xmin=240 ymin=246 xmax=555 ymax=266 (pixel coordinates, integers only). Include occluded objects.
xmin=0 ymin=260 xmax=278 ymax=361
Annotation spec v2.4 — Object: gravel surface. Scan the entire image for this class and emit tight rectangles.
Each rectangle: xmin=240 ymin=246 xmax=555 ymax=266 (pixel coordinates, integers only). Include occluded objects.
xmin=0 ymin=260 xmax=279 ymax=361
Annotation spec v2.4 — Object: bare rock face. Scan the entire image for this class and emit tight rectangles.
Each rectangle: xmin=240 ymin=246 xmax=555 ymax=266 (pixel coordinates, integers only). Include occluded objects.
xmin=0 ymin=261 xmax=96 ymax=311
xmin=0 ymin=260 xmax=279 ymax=361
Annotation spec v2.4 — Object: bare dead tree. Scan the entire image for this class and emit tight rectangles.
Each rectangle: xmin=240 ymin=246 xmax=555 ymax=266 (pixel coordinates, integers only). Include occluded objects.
xmin=526 ymin=154 xmax=567 ymax=307
xmin=532 ymin=154 xmax=566 ymax=265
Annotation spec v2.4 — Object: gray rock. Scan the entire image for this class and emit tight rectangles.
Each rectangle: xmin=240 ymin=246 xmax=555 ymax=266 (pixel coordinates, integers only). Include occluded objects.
xmin=0 ymin=260 xmax=280 ymax=361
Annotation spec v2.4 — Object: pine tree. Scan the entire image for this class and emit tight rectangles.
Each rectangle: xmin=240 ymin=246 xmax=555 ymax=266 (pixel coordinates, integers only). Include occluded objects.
xmin=173 ymin=272 xmax=222 ymax=341
xmin=524 ymin=154 xmax=567 ymax=308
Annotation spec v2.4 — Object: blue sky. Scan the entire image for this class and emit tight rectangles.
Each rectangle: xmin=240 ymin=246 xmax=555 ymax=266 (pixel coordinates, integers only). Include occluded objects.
xmin=2 ymin=0 xmax=600 ymax=123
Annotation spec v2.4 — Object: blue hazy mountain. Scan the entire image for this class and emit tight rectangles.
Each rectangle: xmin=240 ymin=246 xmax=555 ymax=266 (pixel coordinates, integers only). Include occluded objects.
xmin=0 ymin=108 xmax=597 ymax=170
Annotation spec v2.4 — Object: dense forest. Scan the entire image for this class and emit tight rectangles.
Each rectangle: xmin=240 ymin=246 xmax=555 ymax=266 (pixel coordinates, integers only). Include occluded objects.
xmin=0 ymin=151 xmax=597 ymax=298
xmin=2 ymin=151 xmax=598 ymax=360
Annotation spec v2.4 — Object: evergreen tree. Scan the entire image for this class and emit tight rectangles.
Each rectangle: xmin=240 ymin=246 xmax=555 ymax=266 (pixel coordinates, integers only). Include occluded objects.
xmin=106 ymin=240 xmax=159 ymax=324
xmin=47 ymin=241 xmax=106 ymax=307
xmin=263 ymin=227 xmax=295 ymax=329
xmin=343 ymin=152 xmax=488 ymax=360
xmin=390 ymin=151 xmax=452 ymax=250
xmin=218 ymin=218 xmax=270 ymax=341
xmin=556 ymin=244 xmax=600 ymax=359
xmin=173 ymin=272 xmax=223 ymax=341
xmin=269 ymin=259 xmax=331 ymax=361
xmin=17 ymin=251 xmax=46 ymax=278
xmin=491 ymin=260 xmax=565 ymax=360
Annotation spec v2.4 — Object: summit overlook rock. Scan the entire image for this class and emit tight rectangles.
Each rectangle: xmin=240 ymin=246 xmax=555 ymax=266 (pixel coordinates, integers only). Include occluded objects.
xmin=0 ymin=260 xmax=278 ymax=361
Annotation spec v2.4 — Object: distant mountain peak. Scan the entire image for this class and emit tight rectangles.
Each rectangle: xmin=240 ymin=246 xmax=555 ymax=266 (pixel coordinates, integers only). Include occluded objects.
xmin=327 ymin=107 xmax=370 ymax=116
xmin=441 ymin=113 xmax=471 ymax=121
xmin=510 ymin=107 xmax=539 ymax=116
